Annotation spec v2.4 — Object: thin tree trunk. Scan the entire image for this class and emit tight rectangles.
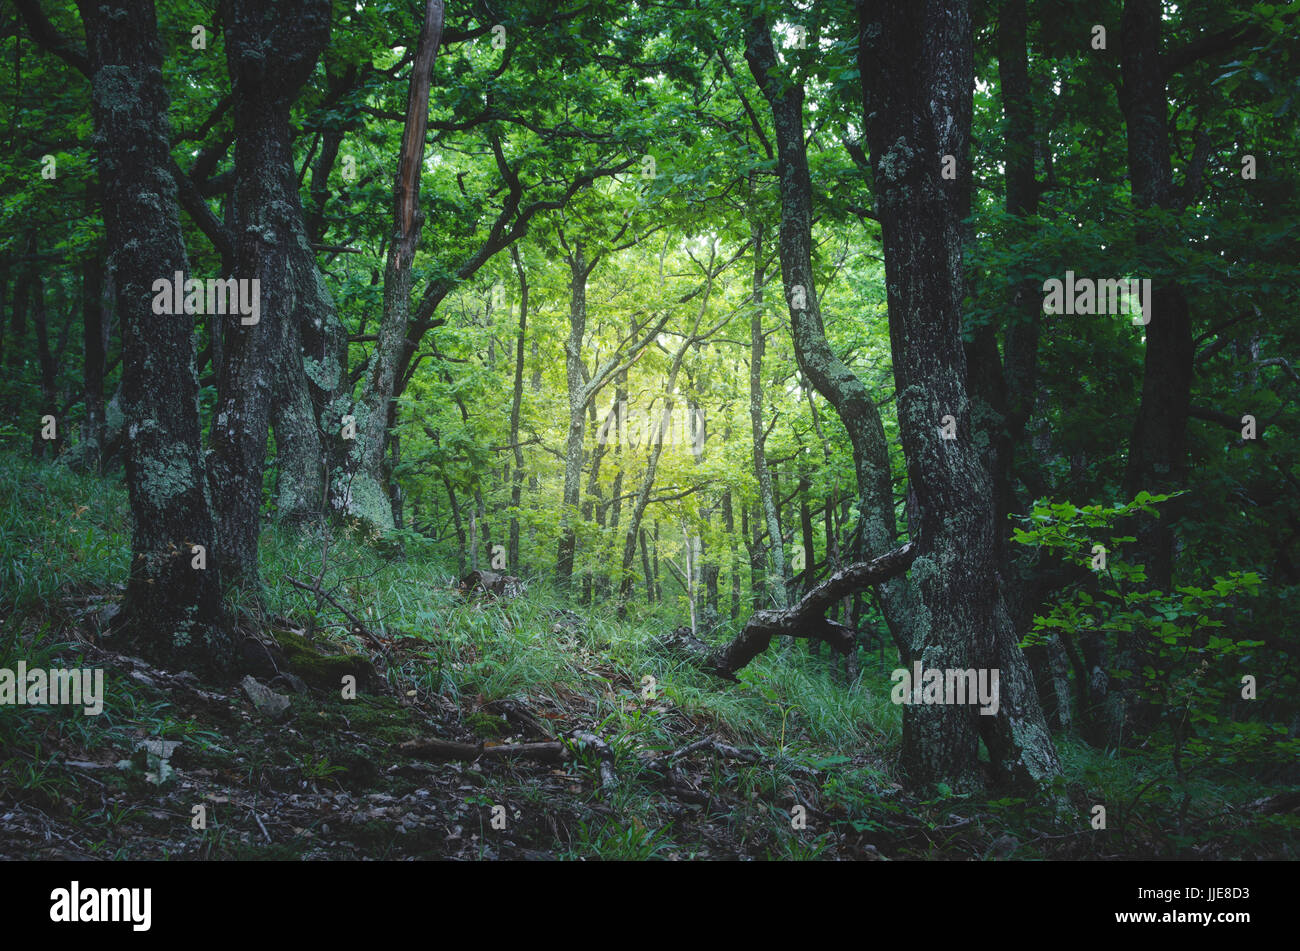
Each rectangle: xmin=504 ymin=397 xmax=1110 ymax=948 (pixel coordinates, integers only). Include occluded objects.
xmin=443 ymin=474 xmax=465 ymax=574
xmin=556 ymin=241 xmax=592 ymax=589
xmin=744 ymin=502 xmax=766 ymax=608
xmin=507 ymin=246 xmax=528 ymax=571
xmin=333 ymin=0 xmax=444 ymax=533
xmin=30 ymin=275 xmax=60 ymax=459
xmin=652 ymin=520 xmax=661 ymax=602
xmin=747 ymin=222 xmax=787 ymax=610
xmin=722 ymin=486 xmax=741 ymax=621
xmin=7 ymin=243 xmax=30 ymax=370
xmin=638 ymin=527 xmax=653 ymax=603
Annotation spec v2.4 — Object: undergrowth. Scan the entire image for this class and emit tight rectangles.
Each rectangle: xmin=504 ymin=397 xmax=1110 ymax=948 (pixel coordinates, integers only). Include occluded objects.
xmin=1 ymin=452 xmax=1295 ymax=859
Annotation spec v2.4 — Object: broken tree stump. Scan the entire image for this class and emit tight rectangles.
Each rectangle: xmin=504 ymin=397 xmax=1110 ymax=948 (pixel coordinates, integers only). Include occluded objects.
xmin=458 ymin=569 xmax=526 ymax=600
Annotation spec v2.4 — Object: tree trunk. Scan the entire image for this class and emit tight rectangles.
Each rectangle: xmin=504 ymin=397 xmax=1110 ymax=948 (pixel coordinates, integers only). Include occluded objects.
xmin=638 ymin=527 xmax=653 ymax=603
xmin=747 ymin=222 xmax=788 ymax=610
xmin=604 ymin=367 xmax=626 ymax=598
xmin=556 ymin=242 xmax=591 ymax=589
xmin=722 ymin=486 xmax=741 ymax=621
xmin=507 ymin=246 xmax=528 ymax=572
xmin=581 ymin=402 xmax=610 ymax=604
xmin=5 ymin=240 xmax=29 ymax=371
xmin=745 ymin=22 xmax=912 ymax=652
xmin=857 ymin=0 xmax=1060 ymax=791
xmin=77 ymin=236 xmax=107 ymax=473
xmin=652 ymin=520 xmax=661 ymax=602
xmin=30 ymin=275 xmax=60 ymax=459
xmin=333 ymin=0 xmax=444 ymax=534
xmin=1119 ymin=0 xmax=1194 ymax=592
xmin=210 ymin=0 xmax=332 ymax=579
xmin=744 ymin=502 xmax=766 ymax=608
xmin=76 ymin=0 xmax=227 ymax=671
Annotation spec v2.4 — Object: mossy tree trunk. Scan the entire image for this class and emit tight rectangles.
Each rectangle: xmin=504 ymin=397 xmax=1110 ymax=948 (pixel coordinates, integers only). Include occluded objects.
xmin=76 ymin=0 xmax=228 ymax=672
xmin=857 ymin=0 xmax=1061 ymax=791
xmin=210 ymin=0 xmax=332 ymax=580
xmin=332 ymin=0 xmax=444 ymax=535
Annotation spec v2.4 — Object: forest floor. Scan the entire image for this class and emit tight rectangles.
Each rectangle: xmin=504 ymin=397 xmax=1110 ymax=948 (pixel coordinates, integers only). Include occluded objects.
xmin=2 ymin=454 xmax=1296 ymax=860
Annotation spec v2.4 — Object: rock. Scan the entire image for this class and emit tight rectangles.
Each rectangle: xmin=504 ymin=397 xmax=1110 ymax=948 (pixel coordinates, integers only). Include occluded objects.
xmin=96 ymin=602 xmax=121 ymax=632
xmin=240 ymin=675 xmax=291 ymax=720
xmin=272 ymin=671 xmax=309 ymax=694
xmin=989 ymin=834 xmax=1019 ymax=859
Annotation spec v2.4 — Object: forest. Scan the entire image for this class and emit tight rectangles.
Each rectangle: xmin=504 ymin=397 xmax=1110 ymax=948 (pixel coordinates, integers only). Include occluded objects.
xmin=0 ymin=0 xmax=1297 ymax=864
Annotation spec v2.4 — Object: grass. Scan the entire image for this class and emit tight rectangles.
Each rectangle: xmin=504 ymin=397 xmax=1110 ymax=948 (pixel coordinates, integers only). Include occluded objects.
xmin=0 ymin=450 xmax=1296 ymax=860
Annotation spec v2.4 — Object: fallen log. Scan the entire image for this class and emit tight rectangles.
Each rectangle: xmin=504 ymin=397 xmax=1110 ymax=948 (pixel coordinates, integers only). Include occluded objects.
xmin=676 ymin=541 xmax=918 ymax=680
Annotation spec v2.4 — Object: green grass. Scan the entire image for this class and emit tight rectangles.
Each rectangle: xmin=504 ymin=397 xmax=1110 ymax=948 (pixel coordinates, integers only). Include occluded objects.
xmin=1 ymin=449 xmax=1296 ymax=860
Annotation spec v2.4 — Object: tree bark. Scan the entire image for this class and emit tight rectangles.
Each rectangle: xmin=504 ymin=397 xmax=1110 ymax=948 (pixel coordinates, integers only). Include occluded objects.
xmin=507 ymin=245 xmax=528 ymax=572
xmin=77 ymin=235 xmax=107 ymax=473
xmin=556 ymin=240 xmax=593 ymax=588
xmin=333 ymin=0 xmax=444 ymax=534
xmin=1119 ymin=0 xmax=1194 ymax=592
xmin=30 ymin=275 xmax=61 ymax=459
xmin=744 ymin=21 xmax=912 ymax=652
xmin=722 ymin=485 xmax=741 ymax=621
xmin=76 ymin=0 xmax=227 ymax=672
xmin=747 ymin=222 xmax=787 ymax=609
xmin=210 ymin=0 xmax=332 ymax=579
xmin=857 ymin=0 xmax=1060 ymax=790
xmin=690 ymin=543 xmax=919 ymax=680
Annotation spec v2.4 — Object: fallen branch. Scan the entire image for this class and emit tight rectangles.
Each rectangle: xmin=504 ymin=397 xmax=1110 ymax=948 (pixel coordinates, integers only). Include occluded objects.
xmin=674 ymin=541 xmax=918 ymax=679
xmin=285 ymin=575 xmax=387 ymax=652
xmin=570 ymin=730 xmax=618 ymax=790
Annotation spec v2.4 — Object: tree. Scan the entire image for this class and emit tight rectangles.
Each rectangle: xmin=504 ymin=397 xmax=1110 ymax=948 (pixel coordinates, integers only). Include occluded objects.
xmin=742 ymin=13 xmax=914 ymax=657
xmin=857 ymin=0 xmax=1060 ymax=790
xmin=75 ymin=0 xmax=226 ymax=671
xmin=208 ymin=0 xmax=332 ymax=580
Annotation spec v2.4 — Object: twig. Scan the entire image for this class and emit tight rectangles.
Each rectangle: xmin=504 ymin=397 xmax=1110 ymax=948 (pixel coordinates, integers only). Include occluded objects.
xmin=285 ymin=575 xmax=387 ymax=652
